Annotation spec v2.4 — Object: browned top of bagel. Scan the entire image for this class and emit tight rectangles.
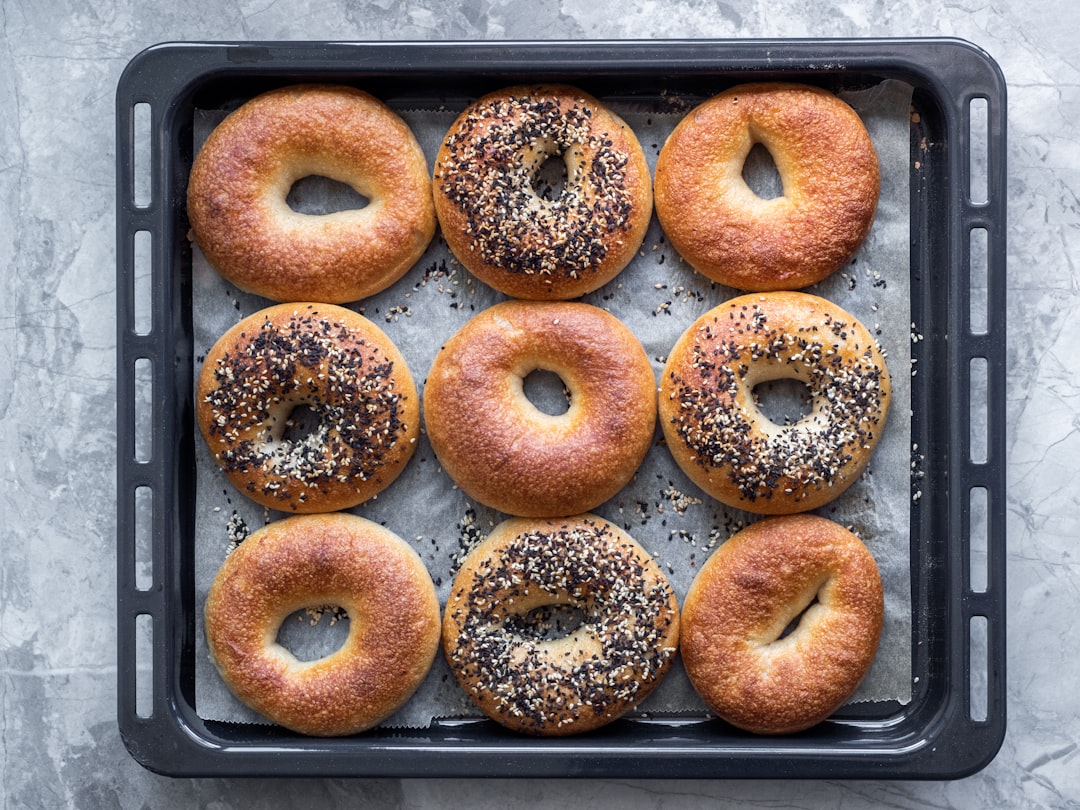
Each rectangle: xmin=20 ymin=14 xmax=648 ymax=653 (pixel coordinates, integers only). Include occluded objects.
xmin=659 ymin=291 xmax=890 ymax=514
xmin=433 ymin=84 xmax=652 ymax=299
xmin=680 ymin=514 xmax=883 ymax=735
xmin=655 ymin=82 xmax=879 ymax=291
xmin=442 ymin=514 xmax=679 ymax=735
xmin=188 ymin=84 xmax=435 ymax=303
xmin=196 ymin=303 xmax=419 ymax=513
xmin=423 ymin=300 xmax=656 ymax=516
xmin=204 ymin=513 xmax=440 ymax=736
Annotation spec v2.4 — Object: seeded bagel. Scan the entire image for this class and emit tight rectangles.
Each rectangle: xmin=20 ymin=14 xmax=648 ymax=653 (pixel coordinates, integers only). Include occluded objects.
xmin=433 ymin=85 xmax=652 ymax=299
xmin=196 ymin=303 xmax=419 ymax=513
xmin=659 ymin=292 xmax=890 ymax=514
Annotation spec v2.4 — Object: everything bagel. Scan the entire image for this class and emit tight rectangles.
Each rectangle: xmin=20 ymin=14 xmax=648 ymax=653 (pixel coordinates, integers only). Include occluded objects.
xmin=659 ymin=291 xmax=891 ymax=514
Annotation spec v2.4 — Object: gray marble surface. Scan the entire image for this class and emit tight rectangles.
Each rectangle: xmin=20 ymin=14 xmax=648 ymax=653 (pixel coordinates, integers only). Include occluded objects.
xmin=1 ymin=0 xmax=1077 ymax=807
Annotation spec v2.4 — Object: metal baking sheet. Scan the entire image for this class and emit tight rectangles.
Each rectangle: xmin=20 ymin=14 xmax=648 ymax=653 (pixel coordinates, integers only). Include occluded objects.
xmin=115 ymin=38 xmax=1006 ymax=779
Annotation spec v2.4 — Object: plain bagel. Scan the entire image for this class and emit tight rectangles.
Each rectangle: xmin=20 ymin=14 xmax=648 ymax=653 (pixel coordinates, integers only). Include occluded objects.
xmin=654 ymin=82 xmax=879 ymax=291
xmin=187 ymin=84 xmax=435 ymax=303
xmin=680 ymin=514 xmax=884 ymax=735
xmin=203 ymin=513 xmax=441 ymax=736
xmin=423 ymin=300 xmax=656 ymax=517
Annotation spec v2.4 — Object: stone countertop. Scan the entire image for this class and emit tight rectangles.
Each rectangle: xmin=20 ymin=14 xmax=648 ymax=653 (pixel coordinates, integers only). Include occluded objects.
xmin=2 ymin=2 xmax=1076 ymax=808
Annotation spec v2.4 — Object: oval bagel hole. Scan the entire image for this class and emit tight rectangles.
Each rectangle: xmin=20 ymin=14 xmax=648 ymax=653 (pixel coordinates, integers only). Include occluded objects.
xmin=741 ymin=143 xmax=784 ymax=200
xmin=287 ymin=175 xmax=369 ymax=215
xmin=505 ymin=603 xmax=586 ymax=641
xmin=776 ymin=594 xmax=820 ymax=642
xmin=276 ymin=605 xmax=351 ymax=662
xmin=523 ymin=369 xmax=571 ymax=416
xmin=752 ymin=378 xmax=812 ymax=425
xmin=531 ymin=153 xmax=569 ymax=201
xmin=280 ymin=404 xmax=322 ymax=444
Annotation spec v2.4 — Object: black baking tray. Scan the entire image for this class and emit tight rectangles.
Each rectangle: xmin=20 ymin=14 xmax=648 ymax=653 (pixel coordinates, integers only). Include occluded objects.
xmin=115 ymin=39 xmax=1007 ymax=779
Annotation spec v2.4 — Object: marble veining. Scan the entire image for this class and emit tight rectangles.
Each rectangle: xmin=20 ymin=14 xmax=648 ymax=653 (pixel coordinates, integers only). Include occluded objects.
xmin=2 ymin=0 xmax=1079 ymax=807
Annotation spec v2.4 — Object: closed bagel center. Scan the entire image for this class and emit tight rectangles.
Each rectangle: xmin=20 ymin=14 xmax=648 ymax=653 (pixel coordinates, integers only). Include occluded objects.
xmin=681 ymin=514 xmax=883 ymax=735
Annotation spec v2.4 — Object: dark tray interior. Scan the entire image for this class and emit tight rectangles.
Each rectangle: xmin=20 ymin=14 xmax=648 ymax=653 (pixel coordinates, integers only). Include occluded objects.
xmin=116 ymin=38 xmax=1007 ymax=779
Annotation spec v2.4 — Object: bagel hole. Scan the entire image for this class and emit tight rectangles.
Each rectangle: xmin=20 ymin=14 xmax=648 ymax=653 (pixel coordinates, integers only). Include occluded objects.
xmin=752 ymin=378 xmax=813 ymax=426
xmin=276 ymin=605 xmax=351 ymax=662
xmin=287 ymin=175 xmax=369 ymax=215
xmin=279 ymin=404 xmax=323 ymax=445
xmin=531 ymin=153 xmax=569 ymax=201
xmin=506 ymin=604 xmax=586 ymax=641
xmin=742 ymin=143 xmax=784 ymax=200
xmin=522 ymin=369 xmax=571 ymax=416
xmin=777 ymin=595 xmax=820 ymax=641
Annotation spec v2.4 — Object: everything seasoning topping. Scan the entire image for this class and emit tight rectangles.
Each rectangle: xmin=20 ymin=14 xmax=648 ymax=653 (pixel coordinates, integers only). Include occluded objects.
xmin=202 ymin=310 xmax=407 ymax=503
xmin=436 ymin=92 xmax=635 ymax=278
xmin=667 ymin=302 xmax=889 ymax=505
xmin=448 ymin=520 xmax=677 ymax=733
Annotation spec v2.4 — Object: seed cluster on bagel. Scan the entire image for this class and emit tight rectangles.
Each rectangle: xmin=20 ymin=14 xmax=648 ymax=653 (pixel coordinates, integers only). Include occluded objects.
xmin=196 ymin=303 xmax=420 ymax=514
xmin=659 ymin=291 xmax=891 ymax=514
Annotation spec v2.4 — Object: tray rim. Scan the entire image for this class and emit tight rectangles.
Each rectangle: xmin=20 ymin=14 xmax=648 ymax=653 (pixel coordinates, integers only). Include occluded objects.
xmin=115 ymin=36 xmax=1007 ymax=780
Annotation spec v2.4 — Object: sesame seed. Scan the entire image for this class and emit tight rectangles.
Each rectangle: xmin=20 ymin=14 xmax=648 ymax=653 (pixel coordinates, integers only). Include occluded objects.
xmin=202 ymin=312 xmax=410 ymax=506
xmin=437 ymin=93 xmax=637 ymax=280
xmin=446 ymin=519 xmax=677 ymax=734
xmin=665 ymin=300 xmax=890 ymax=505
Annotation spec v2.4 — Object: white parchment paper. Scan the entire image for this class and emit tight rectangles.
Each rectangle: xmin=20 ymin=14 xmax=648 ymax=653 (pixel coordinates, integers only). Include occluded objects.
xmin=192 ymin=79 xmax=915 ymax=729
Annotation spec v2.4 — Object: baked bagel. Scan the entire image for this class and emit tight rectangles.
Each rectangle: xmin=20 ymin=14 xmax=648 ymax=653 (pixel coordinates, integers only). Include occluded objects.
xmin=659 ymin=291 xmax=890 ymax=514
xmin=196 ymin=303 xmax=419 ymax=513
xmin=681 ymin=514 xmax=884 ymax=734
xmin=188 ymin=84 xmax=435 ymax=303
xmin=442 ymin=514 xmax=679 ymax=735
xmin=423 ymin=300 xmax=656 ymax=516
xmin=204 ymin=513 xmax=440 ymax=736
xmin=433 ymin=84 xmax=652 ymax=299
xmin=654 ymin=82 xmax=879 ymax=291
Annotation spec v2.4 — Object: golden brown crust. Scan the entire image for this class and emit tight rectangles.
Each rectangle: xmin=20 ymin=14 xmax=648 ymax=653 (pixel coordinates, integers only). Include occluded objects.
xmin=187 ymin=84 xmax=435 ymax=303
xmin=659 ymin=291 xmax=890 ymax=514
xmin=654 ymin=83 xmax=879 ymax=291
xmin=681 ymin=514 xmax=883 ymax=735
xmin=204 ymin=513 xmax=440 ymax=736
xmin=442 ymin=514 xmax=679 ymax=735
xmin=432 ymin=84 xmax=652 ymax=299
xmin=423 ymin=300 xmax=656 ymax=516
xmin=196 ymin=303 xmax=419 ymax=513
